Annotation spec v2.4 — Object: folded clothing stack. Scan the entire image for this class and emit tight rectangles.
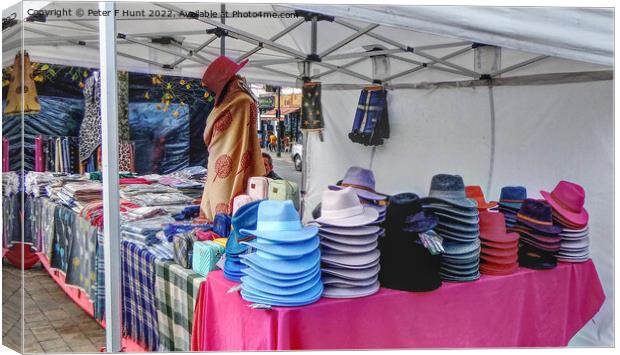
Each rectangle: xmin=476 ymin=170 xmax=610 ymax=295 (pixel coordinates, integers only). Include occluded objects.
xmin=509 ymin=199 xmax=562 ymax=269
xmin=312 ymin=188 xmax=382 ymax=298
xmin=3 ymin=171 xmax=19 ymax=197
xmin=58 ymin=181 xmax=103 ymax=211
xmin=422 ymin=174 xmax=480 ymax=282
xmin=239 ymin=200 xmax=323 ymax=306
xmin=541 ymin=181 xmax=590 ymax=263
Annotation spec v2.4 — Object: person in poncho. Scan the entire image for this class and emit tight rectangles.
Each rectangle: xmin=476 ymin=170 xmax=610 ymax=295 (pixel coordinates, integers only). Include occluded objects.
xmin=199 ymin=56 xmax=265 ymax=221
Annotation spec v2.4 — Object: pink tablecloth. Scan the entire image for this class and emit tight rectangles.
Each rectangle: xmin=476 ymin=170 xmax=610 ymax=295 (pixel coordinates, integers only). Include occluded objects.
xmin=191 ymin=260 xmax=605 ymax=350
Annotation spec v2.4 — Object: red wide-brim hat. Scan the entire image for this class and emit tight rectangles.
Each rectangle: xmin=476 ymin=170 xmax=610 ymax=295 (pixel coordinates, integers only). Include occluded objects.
xmin=201 ymin=56 xmax=248 ymax=106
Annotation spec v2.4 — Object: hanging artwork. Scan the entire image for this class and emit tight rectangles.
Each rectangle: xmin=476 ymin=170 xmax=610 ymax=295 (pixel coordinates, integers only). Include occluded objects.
xmin=300 ymin=81 xmax=324 ymax=130
xmin=3 ymin=51 xmax=41 ymax=115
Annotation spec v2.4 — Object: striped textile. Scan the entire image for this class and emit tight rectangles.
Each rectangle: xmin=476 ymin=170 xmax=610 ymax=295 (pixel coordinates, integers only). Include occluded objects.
xmin=155 ymin=259 xmax=205 ymax=351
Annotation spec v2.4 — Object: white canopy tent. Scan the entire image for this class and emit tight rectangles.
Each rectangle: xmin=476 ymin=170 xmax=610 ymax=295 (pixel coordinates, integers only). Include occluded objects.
xmin=2 ymin=1 xmax=613 ymax=349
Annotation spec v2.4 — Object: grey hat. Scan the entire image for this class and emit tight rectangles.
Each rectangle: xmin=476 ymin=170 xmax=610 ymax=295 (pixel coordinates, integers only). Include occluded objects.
xmin=321 ymin=249 xmax=380 ymax=267
xmin=424 ymin=174 xmax=477 ymax=208
xmin=322 ymin=281 xmax=380 ymax=299
xmin=321 ymin=239 xmax=379 ymax=254
xmin=440 ymin=270 xmax=481 ymax=282
xmin=434 ymin=211 xmax=480 ymax=225
xmin=321 ymin=264 xmax=381 ymax=280
xmin=319 ymin=225 xmax=382 ymax=236
xmin=322 ymin=275 xmax=378 ymax=287
xmin=423 ymin=203 xmax=479 ymax=218
xmin=440 ymin=265 xmax=480 ymax=276
xmin=319 ymin=231 xmax=380 ymax=246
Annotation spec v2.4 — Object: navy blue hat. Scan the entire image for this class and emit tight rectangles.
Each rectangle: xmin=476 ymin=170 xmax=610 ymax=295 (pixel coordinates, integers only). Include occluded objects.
xmin=425 ymin=174 xmax=477 ymax=208
xmin=499 ymin=186 xmax=527 ymax=209
xmin=386 ymin=193 xmax=438 ymax=233
xmin=516 ymin=199 xmax=562 ymax=234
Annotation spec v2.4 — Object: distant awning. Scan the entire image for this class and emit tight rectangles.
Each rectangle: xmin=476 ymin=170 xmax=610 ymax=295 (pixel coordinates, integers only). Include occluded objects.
xmin=261 ymin=107 xmax=300 ymax=119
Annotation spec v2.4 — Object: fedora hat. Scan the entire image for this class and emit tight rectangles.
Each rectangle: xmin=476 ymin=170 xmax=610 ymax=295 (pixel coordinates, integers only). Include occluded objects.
xmin=440 ymin=271 xmax=480 ymax=282
xmin=322 ymin=281 xmax=380 ymax=299
xmin=541 ymin=181 xmax=588 ymax=226
xmin=313 ymin=188 xmax=379 ymax=227
xmin=319 ymin=231 xmax=381 ymax=246
xmin=479 ymin=211 xmax=519 ymax=243
xmin=321 ymin=264 xmax=381 ymax=280
xmin=516 ymin=199 xmax=562 ymax=234
xmin=465 ymin=186 xmax=498 ymax=210
xmin=329 ymin=166 xmax=388 ymax=202
xmin=386 ymin=193 xmax=438 ymax=232
xmin=480 ymin=253 xmax=518 ymax=265
xmin=481 ymin=245 xmax=518 ymax=258
xmin=226 ymin=200 xmax=262 ymax=256
xmin=201 ymin=56 xmax=248 ymax=106
xmin=242 ymin=236 xmax=320 ymax=258
xmin=499 ymin=186 xmax=527 ymax=209
xmin=442 ymin=239 xmax=480 ymax=256
xmin=480 ymin=263 xmax=518 ymax=275
xmin=240 ymin=281 xmax=323 ymax=306
xmin=481 ymin=239 xmax=518 ymax=250
xmin=518 ymin=245 xmax=557 ymax=269
xmin=241 ymin=260 xmax=321 ymax=281
xmin=240 ymin=200 xmax=318 ymax=242
xmin=425 ymin=174 xmax=477 ymax=208
xmin=240 ymin=249 xmax=320 ymax=274
xmin=321 ymin=239 xmax=378 ymax=254
xmin=434 ymin=228 xmax=480 ymax=243
xmin=323 ymin=275 xmax=378 ymax=287
xmin=241 ymin=264 xmax=321 ymax=287
xmin=321 ymin=249 xmax=380 ymax=267
xmin=241 ymin=272 xmax=321 ymax=296
xmin=319 ymin=225 xmax=382 ymax=236
xmin=423 ymin=202 xmax=479 ymax=218
xmin=433 ymin=211 xmax=479 ymax=225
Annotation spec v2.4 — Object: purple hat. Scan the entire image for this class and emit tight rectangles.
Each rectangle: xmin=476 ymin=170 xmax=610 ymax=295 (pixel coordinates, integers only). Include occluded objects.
xmin=329 ymin=166 xmax=388 ymax=202
xmin=516 ymin=199 xmax=562 ymax=234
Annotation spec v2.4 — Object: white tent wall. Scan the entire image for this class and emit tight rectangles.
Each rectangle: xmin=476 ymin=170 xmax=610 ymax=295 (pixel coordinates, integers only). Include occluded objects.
xmin=303 ymin=79 xmax=613 ymax=346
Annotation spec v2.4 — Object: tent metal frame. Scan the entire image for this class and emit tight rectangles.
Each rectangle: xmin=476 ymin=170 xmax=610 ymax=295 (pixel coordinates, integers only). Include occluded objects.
xmin=4 ymin=3 xmax=607 ymax=354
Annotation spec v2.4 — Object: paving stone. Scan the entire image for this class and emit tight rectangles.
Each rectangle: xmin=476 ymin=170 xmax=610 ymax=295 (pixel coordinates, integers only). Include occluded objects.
xmin=31 ymin=326 xmax=60 ymax=342
xmin=39 ymin=338 xmax=67 ymax=351
xmin=43 ymin=309 xmax=70 ymax=322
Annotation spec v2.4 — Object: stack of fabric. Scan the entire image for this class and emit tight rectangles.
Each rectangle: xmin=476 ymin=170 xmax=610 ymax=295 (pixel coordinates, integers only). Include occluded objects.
xmin=422 ymin=174 xmax=480 ymax=282
xmin=478 ymin=211 xmax=519 ymax=275
xmin=2 ymin=171 xmax=19 ymax=196
xmin=57 ymin=181 xmax=103 ymax=211
xmin=465 ymin=185 xmax=498 ymax=211
xmin=312 ymin=188 xmax=382 ymax=298
xmin=497 ymin=186 xmax=527 ymax=228
xmin=541 ymin=181 xmax=590 ymax=262
xmin=25 ymin=172 xmax=57 ymax=196
xmin=239 ymin=200 xmax=322 ymax=306
xmin=509 ymin=199 xmax=562 ymax=269
xmin=380 ymin=193 xmax=442 ymax=292
xmin=121 ymin=215 xmax=177 ymax=260
xmin=121 ymin=183 xmax=193 ymax=207
xmin=224 ymin=200 xmax=261 ymax=282
xmin=158 ymin=176 xmax=204 ymax=199
xmin=328 ymin=167 xmax=388 ymax=224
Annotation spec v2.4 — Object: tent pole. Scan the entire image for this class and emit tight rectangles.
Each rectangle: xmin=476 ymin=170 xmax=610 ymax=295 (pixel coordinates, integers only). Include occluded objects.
xmin=220 ymin=3 xmax=226 ymax=56
xmin=170 ymin=36 xmax=218 ymax=67
xmin=99 ymin=1 xmax=122 ymax=352
xmin=311 ymin=57 xmax=367 ymax=79
xmin=384 ymin=46 xmax=472 ymax=81
xmin=486 ymin=83 xmax=497 ymax=198
xmin=318 ymin=24 xmax=379 ymax=58
xmin=235 ymin=18 xmax=305 ymax=62
xmin=411 ymin=50 xmax=479 ymax=78
xmin=121 ymin=36 xmax=211 ymax=66
xmin=492 ymin=55 xmax=549 ymax=77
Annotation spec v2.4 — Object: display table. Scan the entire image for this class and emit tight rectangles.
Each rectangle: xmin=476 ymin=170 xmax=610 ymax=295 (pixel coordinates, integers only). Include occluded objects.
xmin=191 ymin=261 xmax=605 ymax=350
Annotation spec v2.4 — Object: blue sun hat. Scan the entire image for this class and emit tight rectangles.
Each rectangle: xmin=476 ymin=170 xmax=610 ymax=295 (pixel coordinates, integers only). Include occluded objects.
xmin=241 ymin=272 xmax=321 ymax=296
xmin=240 ymin=281 xmax=324 ymax=306
xmin=242 ymin=237 xmax=320 ymax=258
xmin=241 ymin=265 xmax=321 ymax=287
xmin=240 ymin=200 xmax=318 ymax=242
xmin=226 ymin=200 xmax=262 ymax=256
xmin=241 ymin=260 xmax=321 ymax=281
xmin=240 ymin=249 xmax=320 ymax=274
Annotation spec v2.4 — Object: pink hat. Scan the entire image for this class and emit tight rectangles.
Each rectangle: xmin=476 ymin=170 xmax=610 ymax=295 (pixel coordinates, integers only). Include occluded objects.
xmin=540 ymin=181 xmax=588 ymax=226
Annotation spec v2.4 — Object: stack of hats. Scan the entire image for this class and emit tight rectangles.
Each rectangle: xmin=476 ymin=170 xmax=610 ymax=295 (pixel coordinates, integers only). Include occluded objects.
xmin=478 ymin=211 xmax=519 ymax=275
xmin=422 ymin=174 xmax=481 ymax=282
xmin=497 ymin=186 xmax=527 ymax=228
xmin=509 ymin=199 xmax=562 ymax=269
xmin=224 ymin=200 xmax=261 ymax=282
xmin=312 ymin=188 xmax=382 ymax=298
xmin=379 ymin=193 xmax=442 ymax=292
xmin=465 ymin=186 xmax=498 ymax=211
xmin=327 ymin=166 xmax=388 ymax=224
xmin=541 ymin=181 xmax=590 ymax=262
xmin=238 ymin=200 xmax=322 ymax=306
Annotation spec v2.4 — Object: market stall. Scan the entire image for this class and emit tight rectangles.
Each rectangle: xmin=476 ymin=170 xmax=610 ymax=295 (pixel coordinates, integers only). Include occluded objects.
xmin=2 ymin=1 xmax=613 ymax=351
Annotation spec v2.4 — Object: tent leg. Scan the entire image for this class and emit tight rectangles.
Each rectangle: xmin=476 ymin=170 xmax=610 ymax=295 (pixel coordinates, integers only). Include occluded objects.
xmin=99 ymin=1 xmax=122 ymax=352
xmin=486 ymin=84 xmax=496 ymax=198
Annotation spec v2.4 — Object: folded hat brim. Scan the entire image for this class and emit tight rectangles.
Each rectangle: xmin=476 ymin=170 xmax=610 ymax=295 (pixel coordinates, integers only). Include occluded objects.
xmin=322 ymin=281 xmax=380 ymax=299
xmin=242 ymin=237 xmax=319 ymax=258
xmin=321 ymin=239 xmax=378 ymax=254
xmin=319 ymin=231 xmax=381 ymax=246
xmin=480 ymin=231 xmax=519 ymax=244
xmin=481 ymin=246 xmax=518 ymax=258
xmin=242 ymin=261 xmax=321 ymax=281
xmin=240 ymin=225 xmax=319 ymax=243
xmin=328 ymin=185 xmax=388 ymax=202
xmin=480 ymin=253 xmax=518 ymax=265
xmin=241 ymin=272 xmax=321 ymax=296
xmin=321 ymin=264 xmax=381 ymax=280
xmin=434 ymin=212 xmax=480 ymax=225
xmin=313 ymin=206 xmax=379 ymax=227
xmin=422 ymin=196 xmax=477 ymax=209
xmin=422 ymin=204 xmax=479 ymax=218
xmin=516 ymin=218 xmax=563 ymax=234
xmin=240 ymin=281 xmax=323 ymax=306
xmin=224 ymin=258 xmax=247 ymax=273
xmin=442 ymin=240 xmax=481 ymax=255
xmin=540 ymin=190 xmax=589 ymax=226
xmin=481 ymin=239 xmax=519 ymax=250
xmin=322 ymin=275 xmax=378 ymax=287
xmin=241 ymin=264 xmax=320 ymax=287
xmin=435 ymin=226 xmax=480 ymax=240
xmin=321 ymin=249 xmax=380 ymax=267
xmin=498 ymin=202 xmax=523 ymax=210
xmin=440 ymin=271 xmax=481 ymax=282
xmin=318 ymin=225 xmax=382 ymax=236
xmin=240 ymin=249 xmax=320 ymax=274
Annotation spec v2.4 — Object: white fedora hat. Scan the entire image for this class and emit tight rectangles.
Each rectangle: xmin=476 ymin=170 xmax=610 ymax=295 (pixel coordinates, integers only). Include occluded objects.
xmin=312 ymin=188 xmax=379 ymax=227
